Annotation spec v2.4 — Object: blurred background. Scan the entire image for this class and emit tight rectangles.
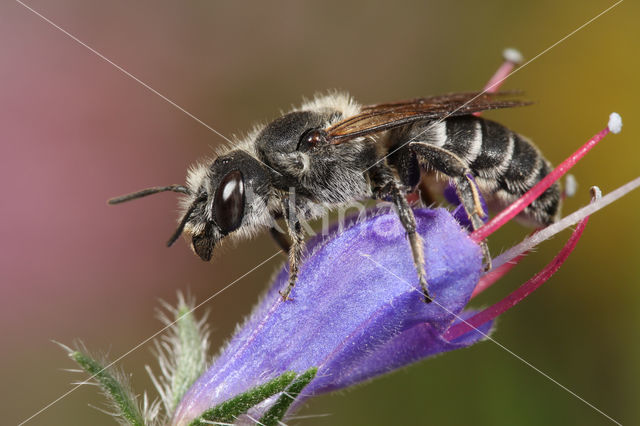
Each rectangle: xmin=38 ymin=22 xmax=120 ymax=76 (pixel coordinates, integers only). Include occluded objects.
xmin=1 ymin=1 xmax=638 ymax=425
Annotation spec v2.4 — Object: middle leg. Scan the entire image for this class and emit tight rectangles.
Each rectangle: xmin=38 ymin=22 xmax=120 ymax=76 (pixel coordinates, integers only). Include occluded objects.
xmin=369 ymin=162 xmax=432 ymax=303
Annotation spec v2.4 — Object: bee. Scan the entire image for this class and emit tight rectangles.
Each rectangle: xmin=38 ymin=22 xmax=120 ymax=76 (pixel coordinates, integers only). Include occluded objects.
xmin=109 ymin=91 xmax=561 ymax=303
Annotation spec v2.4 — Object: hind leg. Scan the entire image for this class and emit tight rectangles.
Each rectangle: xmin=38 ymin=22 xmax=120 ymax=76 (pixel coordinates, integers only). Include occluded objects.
xmin=409 ymin=142 xmax=492 ymax=269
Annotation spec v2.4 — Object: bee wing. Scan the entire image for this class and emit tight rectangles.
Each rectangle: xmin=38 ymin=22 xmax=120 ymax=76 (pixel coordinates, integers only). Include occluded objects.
xmin=326 ymin=91 xmax=531 ymax=143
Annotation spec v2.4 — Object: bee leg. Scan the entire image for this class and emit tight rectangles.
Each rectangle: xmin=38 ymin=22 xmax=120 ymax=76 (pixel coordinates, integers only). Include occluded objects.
xmin=369 ymin=163 xmax=432 ymax=303
xmin=269 ymin=213 xmax=291 ymax=254
xmin=409 ymin=142 xmax=492 ymax=270
xmin=279 ymin=199 xmax=304 ymax=301
xmin=269 ymin=227 xmax=291 ymax=254
xmin=454 ymin=175 xmax=492 ymax=271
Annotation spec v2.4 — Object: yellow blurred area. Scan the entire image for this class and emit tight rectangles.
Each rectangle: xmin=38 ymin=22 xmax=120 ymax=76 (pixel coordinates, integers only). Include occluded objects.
xmin=1 ymin=1 xmax=638 ymax=425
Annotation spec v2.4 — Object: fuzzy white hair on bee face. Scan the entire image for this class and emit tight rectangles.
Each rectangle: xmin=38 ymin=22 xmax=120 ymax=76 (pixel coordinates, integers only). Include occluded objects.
xmin=174 ymin=150 xmax=274 ymax=261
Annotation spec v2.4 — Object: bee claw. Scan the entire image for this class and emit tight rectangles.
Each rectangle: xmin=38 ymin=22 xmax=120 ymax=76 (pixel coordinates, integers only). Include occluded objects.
xmin=419 ymin=277 xmax=433 ymax=304
xmin=279 ymin=290 xmax=294 ymax=302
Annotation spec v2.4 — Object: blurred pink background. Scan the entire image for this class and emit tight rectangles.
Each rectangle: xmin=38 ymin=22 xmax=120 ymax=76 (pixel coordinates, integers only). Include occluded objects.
xmin=2 ymin=1 xmax=639 ymax=425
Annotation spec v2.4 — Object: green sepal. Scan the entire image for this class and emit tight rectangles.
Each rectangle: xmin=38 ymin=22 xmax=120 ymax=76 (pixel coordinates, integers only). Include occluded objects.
xmin=259 ymin=367 xmax=318 ymax=426
xmin=188 ymin=371 xmax=297 ymax=426
xmin=70 ymin=350 xmax=144 ymax=426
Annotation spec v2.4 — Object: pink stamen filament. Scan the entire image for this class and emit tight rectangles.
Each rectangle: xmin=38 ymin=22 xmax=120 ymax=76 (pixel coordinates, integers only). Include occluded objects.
xmin=471 ymin=126 xmax=611 ymax=243
xmin=470 ymin=252 xmax=527 ymax=299
xmin=492 ymin=178 xmax=639 ymax=273
xmin=473 ymin=49 xmax=522 ymax=117
xmin=472 ymin=228 xmax=539 ymax=298
xmin=483 ymin=61 xmax=518 ymax=94
xmin=444 ymin=215 xmax=588 ymax=342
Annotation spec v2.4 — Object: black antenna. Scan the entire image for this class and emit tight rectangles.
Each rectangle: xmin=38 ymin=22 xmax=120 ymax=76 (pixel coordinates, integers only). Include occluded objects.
xmin=166 ymin=195 xmax=206 ymax=247
xmin=107 ymin=185 xmax=190 ymax=205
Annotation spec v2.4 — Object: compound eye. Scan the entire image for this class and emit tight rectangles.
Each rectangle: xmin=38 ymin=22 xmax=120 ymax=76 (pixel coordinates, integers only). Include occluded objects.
xmin=213 ymin=170 xmax=245 ymax=235
xmin=297 ymin=128 xmax=327 ymax=151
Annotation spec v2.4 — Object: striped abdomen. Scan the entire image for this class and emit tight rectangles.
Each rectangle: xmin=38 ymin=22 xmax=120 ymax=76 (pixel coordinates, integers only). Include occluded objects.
xmin=389 ymin=115 xmax=561 ymax=226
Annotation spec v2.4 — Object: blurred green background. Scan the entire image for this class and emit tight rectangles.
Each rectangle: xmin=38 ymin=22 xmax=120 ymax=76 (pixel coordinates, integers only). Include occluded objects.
xmin=2 ymin=1 xmax=638 ymax=425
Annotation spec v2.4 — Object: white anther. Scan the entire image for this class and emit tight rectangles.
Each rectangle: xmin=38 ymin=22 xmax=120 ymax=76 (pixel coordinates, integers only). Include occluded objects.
xmin=502 ymin=48 xmax=524 ymax=64
xmin=564 ymin=174 xmax=578 ymax=198
xmin=608 ymin=112 xmax=622 ymax=134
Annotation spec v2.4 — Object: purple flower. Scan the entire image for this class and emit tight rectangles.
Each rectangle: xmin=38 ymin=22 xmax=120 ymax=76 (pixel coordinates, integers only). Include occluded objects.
xmin=171 ymin=113 xmax=629 ymax=425
xmin=172 ymin=207 xmax=490 ymax=425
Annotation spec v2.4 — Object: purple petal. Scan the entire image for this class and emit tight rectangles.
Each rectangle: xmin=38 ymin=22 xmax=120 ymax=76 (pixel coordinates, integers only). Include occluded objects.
xmin=172 ymin=208 xmax=485 ymax=425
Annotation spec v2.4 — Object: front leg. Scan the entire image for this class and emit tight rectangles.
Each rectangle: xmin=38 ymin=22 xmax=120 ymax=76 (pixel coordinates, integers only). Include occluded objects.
xmin=269 ymin=227 xmax=291 ymax=254
xmin=279 ymin=196 xmax=305 ymax=301
xmin=269 ymin=212 xmax=291 ymax=254
xmin=369 ymin=163 xmax=432 ymax=303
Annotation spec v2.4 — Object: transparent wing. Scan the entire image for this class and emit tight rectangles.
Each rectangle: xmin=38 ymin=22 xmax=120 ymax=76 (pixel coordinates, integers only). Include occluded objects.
xmin=326 ymin=91 xmax=530 ymax=143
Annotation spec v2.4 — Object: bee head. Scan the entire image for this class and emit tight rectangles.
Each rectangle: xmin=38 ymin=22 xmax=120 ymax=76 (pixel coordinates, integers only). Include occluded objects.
xmin=108 ymin=150 xmax=271 ymax=262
